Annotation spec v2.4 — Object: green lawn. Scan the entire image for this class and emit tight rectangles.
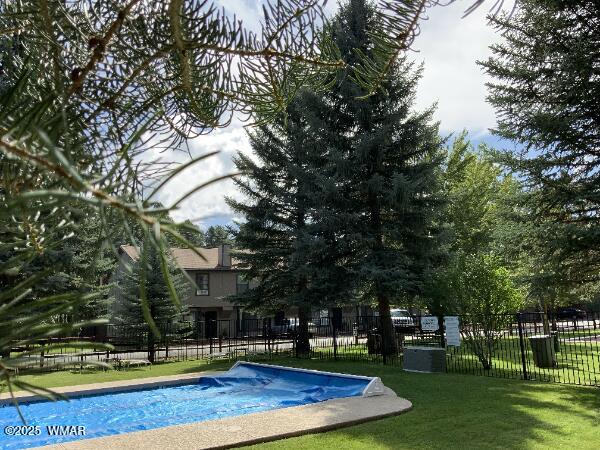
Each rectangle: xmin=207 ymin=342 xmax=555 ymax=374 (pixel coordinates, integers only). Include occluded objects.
xmin=10 ymin=358 xmax=233 ymax=388
xmin=313 ymin=335 xmax=600 ymax=386
xmin=9 ymin=357 xmax=600 ymax=450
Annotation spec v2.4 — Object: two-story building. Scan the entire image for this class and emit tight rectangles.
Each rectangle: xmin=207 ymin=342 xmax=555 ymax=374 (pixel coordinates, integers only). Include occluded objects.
xmin=112 ymin=243 xmax=376 ymax=336
xmin=115 ymin=243 xmax=251 ymax=327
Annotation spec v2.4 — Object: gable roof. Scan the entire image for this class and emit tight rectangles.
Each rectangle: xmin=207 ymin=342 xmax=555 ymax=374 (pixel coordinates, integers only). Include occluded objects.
xmin=119 ymin=245 xmax=240 ymax=270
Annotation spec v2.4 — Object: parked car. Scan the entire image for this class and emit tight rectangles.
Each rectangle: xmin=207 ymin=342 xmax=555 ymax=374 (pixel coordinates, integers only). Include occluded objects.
xmin=269 ymin=319 xmax=315 ymax=338
xmin=390 ymin=309 xmax=415 ymax=332
xmin=556 ymin=308 xmax=587 ymax=320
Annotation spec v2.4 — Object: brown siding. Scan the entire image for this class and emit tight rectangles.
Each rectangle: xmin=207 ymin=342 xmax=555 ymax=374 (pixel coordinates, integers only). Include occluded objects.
xmin=184 ymin=270 xmax=239 ymax=308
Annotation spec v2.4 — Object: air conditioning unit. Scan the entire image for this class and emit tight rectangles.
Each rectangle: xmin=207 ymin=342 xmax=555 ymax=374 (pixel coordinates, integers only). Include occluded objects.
xmin=196 ymin=289 xmax=209 ymax=296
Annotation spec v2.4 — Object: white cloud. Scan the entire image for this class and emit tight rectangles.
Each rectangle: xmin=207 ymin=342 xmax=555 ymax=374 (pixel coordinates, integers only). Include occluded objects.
xmin=151 ymin=120 xmax=252 ymax=228
xmin=156 ymin=1 xmax=507 ymax=227
xmin=413 ymin=1 xmax=505 ymax=134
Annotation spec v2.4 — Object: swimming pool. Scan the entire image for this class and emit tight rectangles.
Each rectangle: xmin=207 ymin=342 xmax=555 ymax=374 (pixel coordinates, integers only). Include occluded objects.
xmin=0 ymin=362 xmax=384 ymax=449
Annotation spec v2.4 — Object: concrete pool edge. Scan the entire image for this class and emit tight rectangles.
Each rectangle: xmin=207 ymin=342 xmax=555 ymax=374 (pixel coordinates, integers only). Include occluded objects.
xmin=0 ymin=371 xmax=221 ymax=405
xmin=37 ymin=386 xmax=411 ymax=450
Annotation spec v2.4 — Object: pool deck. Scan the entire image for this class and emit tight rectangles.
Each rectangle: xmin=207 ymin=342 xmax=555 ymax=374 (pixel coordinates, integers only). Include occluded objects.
xmin=3 ymin=371 xmax=412 ymax=449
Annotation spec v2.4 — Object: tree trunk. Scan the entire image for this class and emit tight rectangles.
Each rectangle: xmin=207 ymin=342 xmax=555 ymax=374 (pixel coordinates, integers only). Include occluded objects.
xmin=297 ymin=305 xmax=311 ymax=355
xmin=294 ymin=202 xmax=311 ymax=355
xmin=147 ymin=333 xmax=155 ymax=363
xmin=377 ymin=291 xmax=397 ymax=356
xmin=368 ymin=186 xmax=397 ymax=357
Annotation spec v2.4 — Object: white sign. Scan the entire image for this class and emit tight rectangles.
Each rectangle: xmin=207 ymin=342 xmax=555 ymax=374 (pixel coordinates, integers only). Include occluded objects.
xmin=421 ymin=316 xmax=439 ymax=332
xmin=444 ymin=316 xmax=461 ymax=347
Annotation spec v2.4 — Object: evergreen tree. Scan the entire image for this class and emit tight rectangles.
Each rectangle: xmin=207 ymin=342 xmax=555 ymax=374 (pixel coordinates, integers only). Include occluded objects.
xmin=228 ymin=92 xmax=349 ymax=353
xmin=232 ymin=0 xmax=446 ymax=356
xmin=204 ymin=225 xmax=233 ymax=247
xmin=63 ymin=208 xmax=117 ymax=322
xmin=480 ymin=0 xmax=600 ymax=288
xmin=117 ymin=245 xmax=190 ymax=326
xmin=324 ymin=0 xmax=446 ymax=355
xmin=116 ymin=244 xmax=190 ymax=362
xmin=177 ymin=220 xmax=206 ymax=247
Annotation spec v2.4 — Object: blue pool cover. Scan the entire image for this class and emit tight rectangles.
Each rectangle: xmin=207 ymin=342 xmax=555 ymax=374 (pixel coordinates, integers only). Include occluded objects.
xmin=0 ymin=362 xmax=380 ymax=449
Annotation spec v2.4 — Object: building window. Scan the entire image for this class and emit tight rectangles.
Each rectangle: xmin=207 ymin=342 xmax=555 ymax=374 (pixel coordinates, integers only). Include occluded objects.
xmin=236 ymin=273 xmax=249 ymax=294
xmin=195 ymin=272 xmax=209 ymax=296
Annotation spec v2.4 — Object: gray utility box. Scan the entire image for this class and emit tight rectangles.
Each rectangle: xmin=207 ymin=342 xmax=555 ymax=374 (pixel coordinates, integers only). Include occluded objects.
xmin=528 ymin=335 xmax=557 ymax=368
xmin=403 ymin=346 xmax=446 ymax=373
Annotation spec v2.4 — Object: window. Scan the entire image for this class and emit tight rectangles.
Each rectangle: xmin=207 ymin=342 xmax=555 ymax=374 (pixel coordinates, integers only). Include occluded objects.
xmin=236 ymin=273 xmax=249 ymax=294
xmin=195 ymin=272 xmax=209 ymax=296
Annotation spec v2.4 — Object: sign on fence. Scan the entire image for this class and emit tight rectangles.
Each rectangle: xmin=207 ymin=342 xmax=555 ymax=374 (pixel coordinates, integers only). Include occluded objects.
xmin=421 ymin=316 xmax=439 ymax=332
xmin=444 ymin=316 xmax=461 ymax=347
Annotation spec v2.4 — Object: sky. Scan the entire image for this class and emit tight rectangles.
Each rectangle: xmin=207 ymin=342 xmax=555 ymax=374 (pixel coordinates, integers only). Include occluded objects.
xmin=154 ymin=1 xmax=511 ymax=229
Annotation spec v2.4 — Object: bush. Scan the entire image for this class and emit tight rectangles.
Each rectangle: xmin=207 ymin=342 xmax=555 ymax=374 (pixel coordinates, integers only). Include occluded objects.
xmin=433 ymin=254 xmax=523 ymax=370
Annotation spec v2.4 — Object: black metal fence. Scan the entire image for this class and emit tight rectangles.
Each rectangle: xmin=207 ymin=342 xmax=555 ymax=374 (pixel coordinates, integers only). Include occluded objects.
xmin=447 ymin=311 xmax=600 ymax=386
xmin=9 ymin=312 xmax=600 ymax=386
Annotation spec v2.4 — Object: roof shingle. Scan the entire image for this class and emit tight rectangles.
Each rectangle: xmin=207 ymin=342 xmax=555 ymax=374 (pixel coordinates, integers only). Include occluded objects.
xmin=119 ymin=245 xmax=239 ymax=270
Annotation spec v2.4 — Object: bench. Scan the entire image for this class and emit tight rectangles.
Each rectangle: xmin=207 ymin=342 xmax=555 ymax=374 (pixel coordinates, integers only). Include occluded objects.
xmin=206 ymin=347 xmax=247 ymax=363
xmin=102 ymin=357 xmax=151 ymax=370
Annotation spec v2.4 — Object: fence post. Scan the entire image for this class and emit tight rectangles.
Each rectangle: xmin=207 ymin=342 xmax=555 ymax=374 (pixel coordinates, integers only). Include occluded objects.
xmin=517 ymin=313 xmax=529 ymax=381
xmin=165 ymin=325 xmax=169 ymax=360
xmin=438 ymin=316 xmax=446 ymax=348
xmin=332 ymin=321 xmax=338 ymax=361
xmin=293 ymin=331 xmax=297 ymax=358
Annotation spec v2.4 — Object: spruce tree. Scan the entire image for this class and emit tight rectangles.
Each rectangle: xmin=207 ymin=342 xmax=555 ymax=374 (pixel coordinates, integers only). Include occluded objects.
xmin=228 ymin=93 xmax=349 ymax=353
xmin=116 ymin=244 xmax=190 ymax=362
xmin=324 ymin=0 xmax=445 ymax=355
xmin=117 ymin=245 xmax=190 ymax=326
xmin=204 ymin=225 xmax=233 ymax=247
xmin=231 ymin=0 xmax=445 ymax=356
xmin=480 ymin=0 xmax=600 ymax=288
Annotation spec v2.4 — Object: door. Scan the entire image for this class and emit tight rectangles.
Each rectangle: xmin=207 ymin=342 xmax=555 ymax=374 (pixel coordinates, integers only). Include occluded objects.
xmin=205 ymin=311 xmax=218 ymax=339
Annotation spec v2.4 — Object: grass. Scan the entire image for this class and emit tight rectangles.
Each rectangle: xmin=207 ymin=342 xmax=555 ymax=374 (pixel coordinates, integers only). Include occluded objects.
xmin=9 ymin=357 xmax=600 ymax=450
xmin=447 ymin=337 xmax=600 ymax=385
xmin=311 ymin=335 xmax=600 ymax=386
xmin=9 ymin=358 xmax=235 ymax=389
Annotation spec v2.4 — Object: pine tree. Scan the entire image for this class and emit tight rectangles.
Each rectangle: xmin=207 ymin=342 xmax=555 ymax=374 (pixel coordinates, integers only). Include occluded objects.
xmin=227 ymin=92 xmax=349 ymax=353
xmin=323 ymin=0 xmax=446 ymax=355
xmin=117 ymin=245 xmax=190 ymax=326
xmin=204 ymin=225 xmax=233 ymax=247
xmin=480 ymin=0 xmax=600 ymax=287
xmin=116 ymin=244 xmax=190 ymax=362
xmin=177 ymin=220 xmax=206 ymax=247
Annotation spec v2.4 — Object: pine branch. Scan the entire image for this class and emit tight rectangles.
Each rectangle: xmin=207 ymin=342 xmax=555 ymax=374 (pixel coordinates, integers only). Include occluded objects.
xmin=66 ymin=0 xmax=142 ymax=98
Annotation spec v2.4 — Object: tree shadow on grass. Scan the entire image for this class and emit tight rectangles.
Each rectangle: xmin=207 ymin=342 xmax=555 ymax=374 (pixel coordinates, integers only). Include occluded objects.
xmin=243 ymin=358 xmax=600 ymax=450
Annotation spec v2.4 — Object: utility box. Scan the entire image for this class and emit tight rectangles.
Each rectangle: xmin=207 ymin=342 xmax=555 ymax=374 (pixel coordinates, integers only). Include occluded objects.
xmin=529 ymin=335 xmax=557 ymax=368
xmin=403 ymin=346 xmax=446 ymax=373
